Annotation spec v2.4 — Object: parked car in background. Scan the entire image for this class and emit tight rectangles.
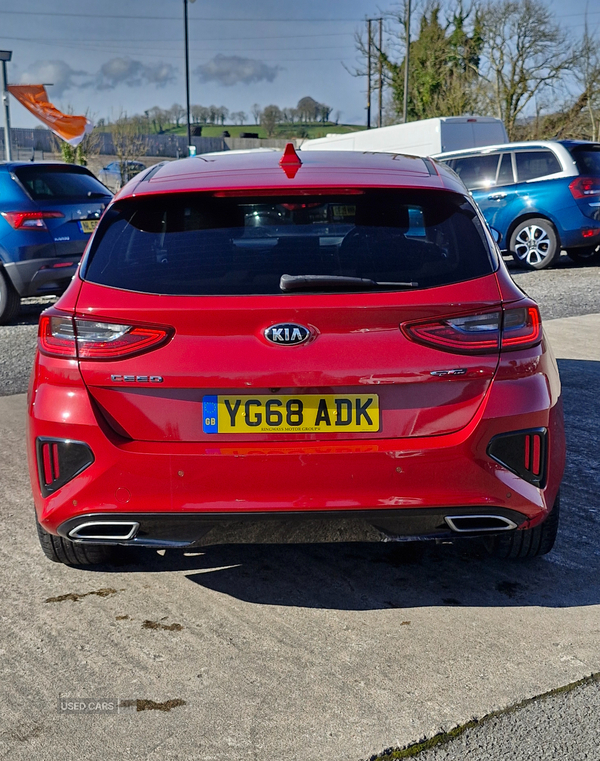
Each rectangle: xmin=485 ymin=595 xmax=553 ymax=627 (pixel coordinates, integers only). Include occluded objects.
xmin=436 ymin=140 xmax=600 ymax=269
xmin=0 ymin=162 xmax=112 ymax=323
xmin=98 ymin=161 xmax=146 ymax=191
xmin=28 ymin=146 xmax=564 ymax=567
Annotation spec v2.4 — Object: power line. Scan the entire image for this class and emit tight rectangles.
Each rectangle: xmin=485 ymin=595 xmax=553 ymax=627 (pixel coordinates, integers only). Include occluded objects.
xmin=1 ymin=32 xmax=355 ymax=42
xmin=2 ymin=9 xmax=362 ymax=21
xmin=1 ymin=37 xmax=354 ymax=53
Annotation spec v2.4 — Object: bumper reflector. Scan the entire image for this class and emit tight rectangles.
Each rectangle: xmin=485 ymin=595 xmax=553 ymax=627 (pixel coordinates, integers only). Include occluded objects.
xmin=36 ymin=438 xmax=94 ymax=497
xmin=487 ymin=428 xmax=547 ymax=487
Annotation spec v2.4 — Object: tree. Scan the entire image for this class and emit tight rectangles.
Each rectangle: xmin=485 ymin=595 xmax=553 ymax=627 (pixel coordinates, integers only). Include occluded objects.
xmin=351 ymin=2 xmax=484 ymax=124
xmin=230 ymin=110 xmax=247 ymax=125
xmin=111 ymin=112 xmax=147 ymax=187
xmin=147 ymin=106 xmax=168 ymax=133
xmin=478 ymin=0 xmax=573 ymax=139
xmin=51 ymin=107 xmax=101 ymax=166
xmin=570 ymin=19 xmax=600 ymax=141
xmin=251 ymin=103 xmax=262 ymax=125
xmin=261 ymin=105 xmax=282 ymax=136
xmin=216 ymin=106 xmax=229 ymax=125
xmin=297 ymin=96 xmax=320 ymax=122
xmin=169 ymin=103 xmax=186 ymax=128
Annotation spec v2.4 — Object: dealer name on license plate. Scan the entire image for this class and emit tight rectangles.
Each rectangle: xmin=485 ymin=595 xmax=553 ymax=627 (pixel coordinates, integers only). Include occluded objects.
xmin=202 ymin=394 xmax=379 ymax=434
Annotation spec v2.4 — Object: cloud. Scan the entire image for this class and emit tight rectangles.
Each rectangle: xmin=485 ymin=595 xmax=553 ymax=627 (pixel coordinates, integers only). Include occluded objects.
xmin=195 ymin=55 xmax=281 ymax=87
xmin=18 ymin=60 xmax=87 ymax=97
xmin=92 ymin=57 xmax=176 ymax=90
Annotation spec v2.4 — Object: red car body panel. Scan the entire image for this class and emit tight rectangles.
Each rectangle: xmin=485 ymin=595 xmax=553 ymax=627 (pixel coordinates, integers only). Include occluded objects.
xmin=26 ymin=150 xmax=566 ymax=547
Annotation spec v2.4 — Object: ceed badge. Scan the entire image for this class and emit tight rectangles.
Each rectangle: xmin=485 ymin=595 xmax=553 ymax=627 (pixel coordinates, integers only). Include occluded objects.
xmin=264 ymin=323 xmax=310 ymax=346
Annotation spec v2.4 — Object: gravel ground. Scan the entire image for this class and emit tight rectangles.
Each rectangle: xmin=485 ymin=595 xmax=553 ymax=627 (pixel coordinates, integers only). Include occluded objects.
xmin=1 ymin=254 xmax=598 ymax=397
xmin=510 ymin=253 xmax=600 ymax=321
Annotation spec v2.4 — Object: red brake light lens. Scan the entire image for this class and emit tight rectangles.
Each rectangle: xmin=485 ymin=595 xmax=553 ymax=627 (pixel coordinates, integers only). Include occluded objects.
xmin=1 ymin=211 xmax=65 ymax=230
xmin=501 ymin=306 xmax=541 ymax=349
xmin=569 ymin=176 xmax=600 ymax=199
xmin=38 ymin=310 xmax=173 ymax=360
xmin=402 ymin=311 xmax=501 ymax=354
xmin=402 ymin=305 xmax=541 ymax=354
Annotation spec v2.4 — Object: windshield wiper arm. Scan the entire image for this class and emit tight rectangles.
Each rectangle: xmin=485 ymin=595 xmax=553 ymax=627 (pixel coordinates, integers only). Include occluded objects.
xmin=279 ymin=274 xmax=418 ymax=292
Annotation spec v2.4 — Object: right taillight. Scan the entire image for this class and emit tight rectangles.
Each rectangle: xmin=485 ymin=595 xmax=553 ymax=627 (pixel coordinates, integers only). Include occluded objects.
xmin=402 ymin=304 xmax=541 ymax=354
xmin=569 ymin=176 xmax=600 ymax=199
xmin=38 ymin=308 xmax=173 ymax=360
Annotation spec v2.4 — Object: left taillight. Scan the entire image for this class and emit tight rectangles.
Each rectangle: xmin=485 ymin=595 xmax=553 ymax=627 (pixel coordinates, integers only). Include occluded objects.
xmin=38 ymin=309 xmax=173 ymax=360
xmin=1 ymin=210 xmax=64 ymax=230
xmin=402 ymin=304 xmax=542 ymax=355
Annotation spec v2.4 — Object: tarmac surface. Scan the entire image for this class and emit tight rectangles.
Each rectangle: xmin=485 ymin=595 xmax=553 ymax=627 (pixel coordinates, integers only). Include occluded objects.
xmin=0 ymin=266 xmax=599 ymax=760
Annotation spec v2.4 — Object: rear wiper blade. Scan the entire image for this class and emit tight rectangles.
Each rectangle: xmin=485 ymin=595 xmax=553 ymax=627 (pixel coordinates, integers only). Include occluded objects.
xmin=87 ymin=191 xmax=111 ymax=198
xmin=279 ymin=274 xmax=418 ymax=292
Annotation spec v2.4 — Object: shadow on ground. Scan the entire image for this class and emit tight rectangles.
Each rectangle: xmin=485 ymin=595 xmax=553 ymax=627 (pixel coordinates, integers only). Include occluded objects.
xmin=78 ymin=357 xmax=600 ymax=613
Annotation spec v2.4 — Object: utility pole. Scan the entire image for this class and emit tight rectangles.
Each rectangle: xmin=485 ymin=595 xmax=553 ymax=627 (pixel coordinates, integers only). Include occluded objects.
xmin=367 ymin=19 xmax=372 ymax=129
xmin=183 ymin=0 xmax=196 ymax=156
xmin=402 ymin=0 xmax=411 ymax=124
xmin=378 ymin=18 xmax=383 ymax=128
xmin=0 ymin=50 xmax=12 ymax=161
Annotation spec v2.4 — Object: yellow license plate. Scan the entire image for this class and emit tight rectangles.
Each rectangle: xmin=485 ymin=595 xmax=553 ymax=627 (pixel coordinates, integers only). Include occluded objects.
xmin=79 ymin=219 xmax=98 ymax=234
xmin=202 ymin=394 xmax=379 ymax=434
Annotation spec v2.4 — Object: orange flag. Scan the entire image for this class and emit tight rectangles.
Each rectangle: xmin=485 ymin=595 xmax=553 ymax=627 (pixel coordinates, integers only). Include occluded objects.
xmin=7 ymin=85 xmax=93 ymax=146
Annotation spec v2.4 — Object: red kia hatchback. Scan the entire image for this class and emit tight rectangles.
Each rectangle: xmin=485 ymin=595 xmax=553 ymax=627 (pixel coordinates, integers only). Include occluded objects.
xmin=27 ymin=145 xmax=565 ymax=566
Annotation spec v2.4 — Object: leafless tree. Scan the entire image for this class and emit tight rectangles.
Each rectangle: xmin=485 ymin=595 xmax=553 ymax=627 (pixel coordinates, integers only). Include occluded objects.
xmin=478 ymin=0 xmax=574 ymax=139
xmin=169 ymin=103 xmax=186 ymax=128
xmin=112 ymin=112 xmax=147 ymax=188
xmin=251 ymin=103 xmax=262 ymax=125
xmin=571 ymin=18 xmax=600 ymax=141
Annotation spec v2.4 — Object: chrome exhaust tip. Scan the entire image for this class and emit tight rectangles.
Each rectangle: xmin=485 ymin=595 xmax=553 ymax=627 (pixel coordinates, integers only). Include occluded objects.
xmin=68 ymin=521 xmax=139 ymax=541
xmin=444 ymin=515 xmax=517 ymax=533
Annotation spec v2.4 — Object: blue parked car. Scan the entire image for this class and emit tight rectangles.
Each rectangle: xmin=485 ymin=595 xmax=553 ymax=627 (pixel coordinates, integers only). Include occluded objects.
xmin=0 ymin=162 xmax=112 ymax=323
xmin=436 ymin=140 xmax=600 ymax=269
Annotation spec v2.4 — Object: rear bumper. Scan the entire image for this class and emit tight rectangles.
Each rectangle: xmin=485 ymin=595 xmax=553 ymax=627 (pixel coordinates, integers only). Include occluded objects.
xmin=57 ymin=507 xmax=528 ymax=548
xmin=4 ymin=257 xmax=80 ymax=297
xmin=27 ymin=337 xmax=566 ymax=544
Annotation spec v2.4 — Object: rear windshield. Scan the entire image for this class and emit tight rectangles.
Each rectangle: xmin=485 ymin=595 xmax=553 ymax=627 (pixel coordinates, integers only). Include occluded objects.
xmin=568 ymin=145 xmax=600 ymax=176
xmin=14 ymin=165 xmax=111 ymax=200
xmin=83 ymin=190 xmax=495 ymax=295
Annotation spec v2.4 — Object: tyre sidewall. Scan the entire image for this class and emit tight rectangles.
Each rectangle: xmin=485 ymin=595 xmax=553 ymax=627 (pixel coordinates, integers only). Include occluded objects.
xmin=509 ymin=218 xmax=560 ymax=270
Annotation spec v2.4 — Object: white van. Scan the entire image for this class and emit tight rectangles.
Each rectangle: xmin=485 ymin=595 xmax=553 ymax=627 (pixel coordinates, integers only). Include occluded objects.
xmin=300 ymin=116 xmax=508 ymax=157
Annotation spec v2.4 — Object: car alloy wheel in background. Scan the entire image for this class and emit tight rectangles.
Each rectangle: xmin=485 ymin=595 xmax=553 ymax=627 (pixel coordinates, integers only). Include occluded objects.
xmin=510 ymin=218 xmax=561 ymax=270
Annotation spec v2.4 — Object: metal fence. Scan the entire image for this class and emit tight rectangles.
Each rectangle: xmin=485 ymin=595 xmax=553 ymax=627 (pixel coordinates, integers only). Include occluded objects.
xmin=0 ymin=128 xmax=292 ymax=160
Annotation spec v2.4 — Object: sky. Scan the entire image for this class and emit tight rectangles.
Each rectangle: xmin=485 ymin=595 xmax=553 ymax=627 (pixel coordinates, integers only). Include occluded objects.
xmin=1 ymin=0 xmax=599 ymax=129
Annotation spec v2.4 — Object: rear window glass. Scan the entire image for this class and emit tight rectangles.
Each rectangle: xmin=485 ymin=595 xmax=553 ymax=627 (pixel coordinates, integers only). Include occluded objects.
xmin=83 ymin=190 xmax=495 ymax=296
xmin=568 ymin=145 xmax=600 ymax=175
xmin=14 ymin=165 xmax=111 ymax=200
xmin=514 ymin=151 xmax=561 ymax=181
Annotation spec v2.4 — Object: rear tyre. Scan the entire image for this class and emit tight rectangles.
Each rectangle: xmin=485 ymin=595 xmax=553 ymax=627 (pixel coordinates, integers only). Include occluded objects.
xmin=36 ymin=517 xmax=115 ymax=566
xmin=0 ymin=269 xmax=21 ymax=325
xmin=566 ymin=245 xmax=600 ymax=265
xmin=509 ymin=218 xmax=561 ymax=270
xmin=486 ymin=492 xmax=560 ymax=560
